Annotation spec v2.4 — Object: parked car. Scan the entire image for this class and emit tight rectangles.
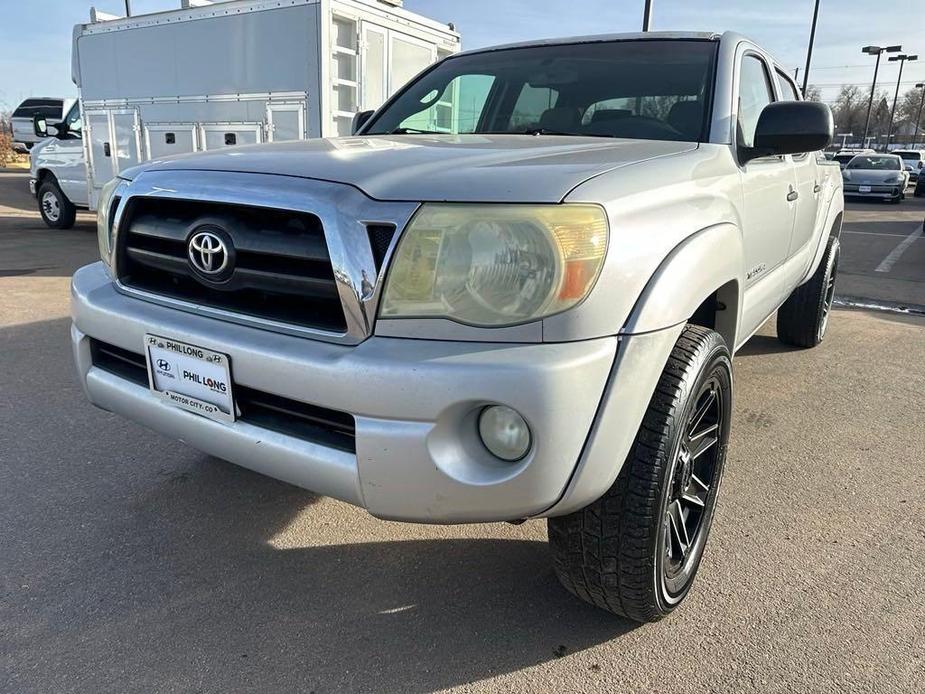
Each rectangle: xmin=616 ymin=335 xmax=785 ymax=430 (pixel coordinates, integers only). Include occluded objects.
xmin=9 ymin=97 xmax=75 ymax=152
xmin=71 ymin=31 xmax=840 ymax=622
xmin=28 ymin=0 xmax=458 ymax=227
xmin=833 ymin=148 xmax=875 ymax=170
xmin=893 ymin=149 xmax=924 ymax=183
xmin=842 ymin=153 xmax=908 ymax=203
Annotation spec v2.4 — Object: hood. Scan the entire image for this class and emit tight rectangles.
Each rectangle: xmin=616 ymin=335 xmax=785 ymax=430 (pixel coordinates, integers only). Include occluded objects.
xmin=128 ymin=135 xmax=697 ymax=203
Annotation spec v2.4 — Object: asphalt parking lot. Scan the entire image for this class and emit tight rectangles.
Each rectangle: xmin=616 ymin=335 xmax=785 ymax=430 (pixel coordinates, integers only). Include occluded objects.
xmin=1 ymin=170 xmax=924 ymax=694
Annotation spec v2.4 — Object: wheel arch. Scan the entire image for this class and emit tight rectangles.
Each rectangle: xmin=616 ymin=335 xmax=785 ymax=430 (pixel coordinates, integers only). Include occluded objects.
xmin=621 ymin=222 xmax=744 ymax=350
xmin=35 ymin=168 xmax=57 ymax=185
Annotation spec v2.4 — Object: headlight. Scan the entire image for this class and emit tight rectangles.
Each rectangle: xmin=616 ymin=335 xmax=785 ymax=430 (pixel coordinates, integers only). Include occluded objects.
xmin=96 ymin=176 xmax=125 ymax=266
xmin=380 ymin=204 xmax=608 ymax=327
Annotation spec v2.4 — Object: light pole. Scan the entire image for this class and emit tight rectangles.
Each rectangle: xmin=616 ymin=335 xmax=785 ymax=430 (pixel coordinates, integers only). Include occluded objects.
xmin=885 ymin=54 xmax=918 ymax=151
xmin=912 ymin=83 xmax=925 ymax=148
xmin=642 ymin=0 xmax=654 ymax=31
xmin=802 ymin=0 xmax=821 ymax=94
xmin=861 ymin=45 xmax=901 ymax=147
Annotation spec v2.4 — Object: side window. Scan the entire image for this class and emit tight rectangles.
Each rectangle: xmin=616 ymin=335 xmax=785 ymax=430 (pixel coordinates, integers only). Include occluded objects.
xmin=737 ymin=55 xmax=774 ymax=148
xmin=399 ymin=74 xmax=494 ymax=134
xmin=64 ymin=104 xmax=82 ymax=139
xmin=775 ymin=70 xmax=800 ymax=102
xmin=508 ymin=84 xmax=559 ymax=130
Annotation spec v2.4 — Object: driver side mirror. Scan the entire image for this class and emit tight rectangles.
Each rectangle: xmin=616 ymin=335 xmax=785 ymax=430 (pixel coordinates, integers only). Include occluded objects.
xmin=33 ymin=116 xmax=61 ymax=138
xmin=352 ymin=110 xmax=374 ymax=135
xmin=743 ymin=101 xmax=834 ymax=162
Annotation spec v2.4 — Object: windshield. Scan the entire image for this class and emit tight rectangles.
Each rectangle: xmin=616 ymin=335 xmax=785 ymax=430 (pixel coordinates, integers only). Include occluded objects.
xmin=894 ymin=151 xmax=922 ymax=163
xmin=365 ymin=39 xmax=717 ymax=143
xmin=846 ymin=155 xmax=901 ymax=170
xmin=834 ymin=154 xmax=855 ymax=165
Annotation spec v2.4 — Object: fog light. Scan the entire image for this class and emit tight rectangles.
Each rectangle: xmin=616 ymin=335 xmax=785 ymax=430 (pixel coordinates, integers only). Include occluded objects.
xmin=478 ymin=406 xmax=531 ymax=461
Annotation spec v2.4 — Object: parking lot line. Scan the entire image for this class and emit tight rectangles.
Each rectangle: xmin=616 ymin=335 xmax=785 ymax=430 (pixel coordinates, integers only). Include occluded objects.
xmin=843 ymin=229 xmax=920 ymax=239
xmin=874 ymin=223 xmax=923 ymax=273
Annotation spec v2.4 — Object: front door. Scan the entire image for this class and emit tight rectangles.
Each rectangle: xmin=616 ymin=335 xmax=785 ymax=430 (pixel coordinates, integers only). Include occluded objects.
xmin=736 ymin=52 xmax=798 ymax=336
xmin=737 ymin=54 xmax=796 ymax=283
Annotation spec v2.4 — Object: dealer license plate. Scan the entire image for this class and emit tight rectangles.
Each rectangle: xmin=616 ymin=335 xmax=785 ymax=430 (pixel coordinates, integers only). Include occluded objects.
xmin=859 ymin=185 xmax=872 ymax=193
xmin=144 ymin=334 xmax=234 ymax=424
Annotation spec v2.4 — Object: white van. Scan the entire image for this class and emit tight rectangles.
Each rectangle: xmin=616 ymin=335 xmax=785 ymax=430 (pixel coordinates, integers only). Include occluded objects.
xmin=29 ymin=0 xmax=459 ymax=228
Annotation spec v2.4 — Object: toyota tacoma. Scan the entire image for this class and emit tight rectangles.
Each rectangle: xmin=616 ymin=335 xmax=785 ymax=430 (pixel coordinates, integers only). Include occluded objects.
xmin=71 ymin=31 xmax=842 ymax=621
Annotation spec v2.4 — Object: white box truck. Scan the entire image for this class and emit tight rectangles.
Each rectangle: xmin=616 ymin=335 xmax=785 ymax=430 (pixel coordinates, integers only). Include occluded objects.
xmin=29 ymin=0 xmax=459 ymax=228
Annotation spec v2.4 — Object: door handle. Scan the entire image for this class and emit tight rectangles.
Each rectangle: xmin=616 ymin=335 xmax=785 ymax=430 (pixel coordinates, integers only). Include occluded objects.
xmin=103 ymin=142 xmax=111 ymax=157
xmin=813 ymin=183 xmax=822 ymax=194
xmin=787 ymin=189 xmax=799 ymax=202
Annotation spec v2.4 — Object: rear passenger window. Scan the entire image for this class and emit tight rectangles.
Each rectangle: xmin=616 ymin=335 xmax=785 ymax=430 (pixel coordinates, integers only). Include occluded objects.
xmin=12 ymin=99 xmax=63 ymax=119
xmin=737 ymin=55 xmax=774 ymax=148
xmin=775 ymin=71 xmax=800 ymax=101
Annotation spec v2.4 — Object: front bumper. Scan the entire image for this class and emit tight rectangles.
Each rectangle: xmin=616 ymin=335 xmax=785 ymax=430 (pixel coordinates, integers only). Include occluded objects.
xmin=72 ymin=262 xmax=630 ymax=523
xmin=843 ymin=185 xmax=902 ymax=200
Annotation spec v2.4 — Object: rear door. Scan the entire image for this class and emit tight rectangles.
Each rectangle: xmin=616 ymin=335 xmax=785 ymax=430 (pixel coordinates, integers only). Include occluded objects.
xmin=774 ymin=69 xmax=821 ymax=256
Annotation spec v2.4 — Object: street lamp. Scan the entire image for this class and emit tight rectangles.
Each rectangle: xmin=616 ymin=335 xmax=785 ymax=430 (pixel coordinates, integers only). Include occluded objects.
xmin=911 ymin=83 xmax=925 ymax=149
xmin=885 ymin=54 xmax=918 ymax=150
xmin=861 ymin=44 xmax=902 ymax=147
xmin=802 ymin=0 xmax=821 ymax=94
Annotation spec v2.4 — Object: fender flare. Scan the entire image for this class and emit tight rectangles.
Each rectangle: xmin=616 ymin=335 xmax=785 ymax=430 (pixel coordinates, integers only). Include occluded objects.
xmin=621 ymin=222 xmax=744 ymax=349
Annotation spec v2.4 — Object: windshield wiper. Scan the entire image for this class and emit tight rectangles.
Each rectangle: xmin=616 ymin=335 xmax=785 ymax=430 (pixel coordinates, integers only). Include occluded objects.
xmin=389 ymin=127 xmax=444 ymax=134
xmin=511 ymin=128 xmax=616 ymax=139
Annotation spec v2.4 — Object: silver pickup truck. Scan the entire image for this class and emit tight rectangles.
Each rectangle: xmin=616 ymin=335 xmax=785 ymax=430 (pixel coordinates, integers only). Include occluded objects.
xmin=71 ymin=31 xmax=841 ymax=621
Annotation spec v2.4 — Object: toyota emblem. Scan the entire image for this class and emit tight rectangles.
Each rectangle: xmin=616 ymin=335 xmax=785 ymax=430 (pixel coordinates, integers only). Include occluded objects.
xmin=188 ymin=230 xmax=230 ymax=276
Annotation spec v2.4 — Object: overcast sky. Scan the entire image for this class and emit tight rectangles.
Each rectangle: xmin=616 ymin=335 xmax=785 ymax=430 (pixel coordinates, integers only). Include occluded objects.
xmin=1 ymin=0 xmax=923 ymax=110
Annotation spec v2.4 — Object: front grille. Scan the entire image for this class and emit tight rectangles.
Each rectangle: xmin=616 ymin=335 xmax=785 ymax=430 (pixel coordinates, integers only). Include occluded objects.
xmin=116 ymin=198 xmax=347 ymax=332
xmin=89 ymin=339 xmax=356 ymax=453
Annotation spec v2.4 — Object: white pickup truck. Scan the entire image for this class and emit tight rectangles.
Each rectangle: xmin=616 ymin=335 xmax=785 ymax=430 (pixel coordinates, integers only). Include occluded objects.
xmin=71 ymin=31 xmax=841 ymax=621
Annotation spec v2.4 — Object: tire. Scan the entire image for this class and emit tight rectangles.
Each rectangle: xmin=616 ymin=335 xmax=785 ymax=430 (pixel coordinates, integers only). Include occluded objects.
xmin=37 ymin=178 xmax=77 ymax=229
xmin=776 ymin=236 xmax=840 ymax=348
xmin=548 ymin=325 xmax=733 ymax=622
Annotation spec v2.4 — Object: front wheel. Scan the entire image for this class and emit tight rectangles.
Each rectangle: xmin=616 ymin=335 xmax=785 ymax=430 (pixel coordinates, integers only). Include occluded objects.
xmin=548 ymin=325 xmax=732 ymax=622
xmin=37 ymin=178 xmax=77 ymax=229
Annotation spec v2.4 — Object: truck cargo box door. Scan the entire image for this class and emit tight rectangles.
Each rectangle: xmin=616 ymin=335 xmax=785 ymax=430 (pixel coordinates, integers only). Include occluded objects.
xmin=267 ymin=103 xmax=306 ymax=142
xmin=85 ymin=110 xmax=115 ymax=206
xmin=144 ymin=124 xmax=199 ymax=159
xmin=199 ymin=123 xmax=263 ymax=150
xmin=111 ymin=110 xmax=143 ymax=175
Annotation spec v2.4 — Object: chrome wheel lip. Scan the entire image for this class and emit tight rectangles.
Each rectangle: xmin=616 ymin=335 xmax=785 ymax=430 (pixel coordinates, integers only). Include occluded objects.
xmin=658 ymin=370 xmax=727 ymax=601
xmin=41 ymin=190 xmax=60 ymax=222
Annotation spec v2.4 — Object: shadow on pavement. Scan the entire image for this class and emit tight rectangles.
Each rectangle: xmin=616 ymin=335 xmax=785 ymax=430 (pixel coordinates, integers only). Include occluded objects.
xmin=1 ymin=317 xmax=634 ymax=693
xmin=735 ymin=331 xmax=802 ymax=357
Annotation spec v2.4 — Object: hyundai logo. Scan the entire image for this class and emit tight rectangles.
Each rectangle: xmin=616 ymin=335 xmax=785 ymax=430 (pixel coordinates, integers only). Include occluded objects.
xmin=188 ymin=230 xmax=230 ymax=276
xmin=156 ymin=359 xmax=171 ymax=371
